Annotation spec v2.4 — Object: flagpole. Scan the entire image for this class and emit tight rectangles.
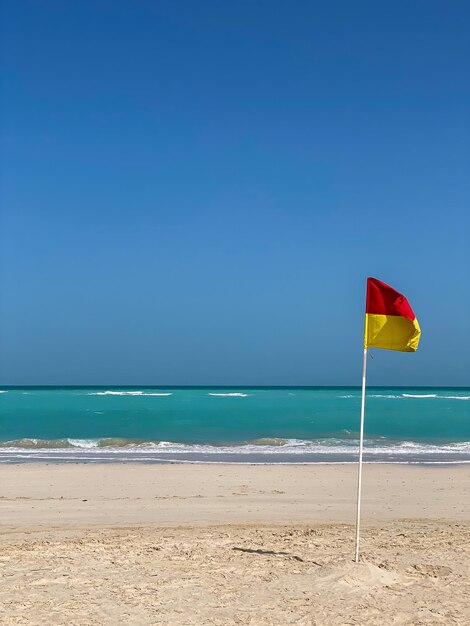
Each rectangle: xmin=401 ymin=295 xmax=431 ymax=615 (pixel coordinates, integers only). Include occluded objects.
xmin=354 ymin=346 xmax=368 ymax=562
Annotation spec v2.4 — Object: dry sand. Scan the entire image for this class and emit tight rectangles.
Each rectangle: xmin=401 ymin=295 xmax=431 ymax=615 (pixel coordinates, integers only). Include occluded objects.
xmin=0 ymin=463 xmax=469 ymax=625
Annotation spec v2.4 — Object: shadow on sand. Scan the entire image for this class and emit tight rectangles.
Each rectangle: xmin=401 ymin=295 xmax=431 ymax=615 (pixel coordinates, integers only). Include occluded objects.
xmin=232 ymin=546 xmax=304 ymax=561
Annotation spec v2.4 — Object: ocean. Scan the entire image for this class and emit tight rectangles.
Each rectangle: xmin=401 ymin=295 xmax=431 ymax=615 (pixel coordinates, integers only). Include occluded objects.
xmin=0 ymin=386 xmax=469 ymax=464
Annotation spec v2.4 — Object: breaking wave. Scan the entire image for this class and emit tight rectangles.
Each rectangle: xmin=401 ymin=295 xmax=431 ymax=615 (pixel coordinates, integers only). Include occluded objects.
xmin=341 ymin=393 xmax=469 ymax=401
xmin=402 ymin=394 xmax=438 ymax=398
xmin=1 ymin=438 xmax=469 ymax=464
xmin=208 ymin=393 xmax=249 ymax=397
xmin=88 ymin=391 xmax=172 ymax=396
xmin=445 ymin=396 xmax=470 ymax=400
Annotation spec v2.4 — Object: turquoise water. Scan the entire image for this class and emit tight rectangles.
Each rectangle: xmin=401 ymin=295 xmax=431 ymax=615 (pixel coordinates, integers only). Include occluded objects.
xmin=0 ymin=387 xmax=469 ymax=463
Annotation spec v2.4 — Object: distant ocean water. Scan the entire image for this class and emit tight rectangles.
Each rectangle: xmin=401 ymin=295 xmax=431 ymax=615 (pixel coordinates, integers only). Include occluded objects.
xmin=0 ymin=387 xmax=469 ymax=464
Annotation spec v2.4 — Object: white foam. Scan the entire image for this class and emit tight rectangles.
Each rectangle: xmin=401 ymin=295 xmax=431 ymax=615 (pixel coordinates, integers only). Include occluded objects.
xmin=401 ymin=394 xmax=469 ymax=400
xmin=445 ymin=396 xmax=470 ymax=400
xmin=208 ymin=393 xmax=249 ymax=397
xmin=88 ymin=391 xmax=172 ymax=396
xmin=369 ymin=394 xmax=401 ymax=398
xmin=402 ymin=394 xmax=438 ymax=398
xmin=67 ymin=439 xmax=99 ymax=448
xmin=0 ymin=390 xmax=7 ymax=394
xmin=2 ymin=438 xmax=469 ymax=458
xmin=367 ymin=393 xmax=469 ymax=400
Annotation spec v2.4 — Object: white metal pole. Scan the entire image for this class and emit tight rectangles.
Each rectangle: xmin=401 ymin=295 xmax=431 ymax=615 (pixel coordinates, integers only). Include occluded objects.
xmin=354 ymin=347 xmax=368 ymax=562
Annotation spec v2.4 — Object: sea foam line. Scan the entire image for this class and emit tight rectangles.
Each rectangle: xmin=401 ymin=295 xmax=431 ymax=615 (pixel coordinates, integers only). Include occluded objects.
xmin=1 ymin=438 xmax=469 ymax=456
xmin=208 ymin=392 xmax=249 ymax=397
xmin=88 ymin=391 xmax=172 ymax=396
xmin=341 ymin=393 xmax=469 ymax=400
xmin=402 ymin=393 xmax=438 ymax=398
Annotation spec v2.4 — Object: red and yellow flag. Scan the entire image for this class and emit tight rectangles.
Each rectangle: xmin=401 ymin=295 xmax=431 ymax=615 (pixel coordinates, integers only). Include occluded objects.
xmin=365 ymin=277 xmax=421 ymax=352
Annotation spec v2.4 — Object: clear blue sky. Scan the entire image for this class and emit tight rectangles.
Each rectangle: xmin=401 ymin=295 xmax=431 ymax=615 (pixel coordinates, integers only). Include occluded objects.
xmin=1 ymin=1 xmax=469 ymax=386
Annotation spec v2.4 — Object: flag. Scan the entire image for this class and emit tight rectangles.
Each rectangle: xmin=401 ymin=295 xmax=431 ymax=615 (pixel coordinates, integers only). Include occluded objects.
xmin=365 ymin=277 xmax=421 ymax=352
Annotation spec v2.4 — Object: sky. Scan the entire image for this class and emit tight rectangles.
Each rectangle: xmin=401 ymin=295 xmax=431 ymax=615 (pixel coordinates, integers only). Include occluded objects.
xmin=1 ymin=0 xmax=469 ymax=386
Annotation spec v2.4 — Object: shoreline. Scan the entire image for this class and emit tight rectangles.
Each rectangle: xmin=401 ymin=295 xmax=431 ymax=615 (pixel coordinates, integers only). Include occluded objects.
xmin=0 ymin=457 xmax=470 ymax=460
xmin=2 ymin=454 xmax=470 ymax=464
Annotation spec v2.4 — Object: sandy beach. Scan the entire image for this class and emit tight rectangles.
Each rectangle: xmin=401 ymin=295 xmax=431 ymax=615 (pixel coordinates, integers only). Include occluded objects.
xmin=1 ymin=463 xmax=469 ymax=625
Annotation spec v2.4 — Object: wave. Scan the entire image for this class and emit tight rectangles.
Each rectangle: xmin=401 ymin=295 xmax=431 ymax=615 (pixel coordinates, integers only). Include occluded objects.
xmin=88 ymin=391 xmax=172 ymax=396
xmin=208 ymin=393 xmax=249 ymax=397
xmin=0 ymin=438 xmax=161 ymax=449
xmin=0 ymin=438 xmax=77 ymax=449
xmin=401 ymin=394 xmax=438 ymax=398
xmin=1 ymin=437 xmax=469 ymax=457
xmin=369 ymin=394 xmax=401 ymax=399
xmin=0 ymin=390 xmax=8 ymax=394
xmin=351 ymin=393 xmax=470 ymax=401
xmin=401 ymin=393 xmax=469 ymax=400
xmin=341 ymin=393 xmax=430 ymax=399
xmin=247 ymin=438 xmax=289 ymax=446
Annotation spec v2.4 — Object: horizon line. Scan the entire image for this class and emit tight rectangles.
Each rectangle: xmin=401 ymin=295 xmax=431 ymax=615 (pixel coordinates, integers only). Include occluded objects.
xmin=1 ymin=384 xmax=468 ymax=390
